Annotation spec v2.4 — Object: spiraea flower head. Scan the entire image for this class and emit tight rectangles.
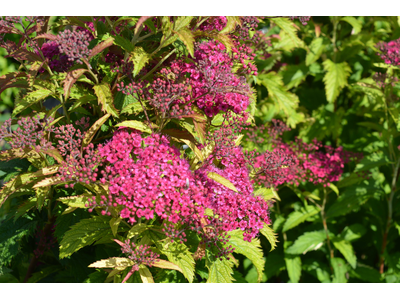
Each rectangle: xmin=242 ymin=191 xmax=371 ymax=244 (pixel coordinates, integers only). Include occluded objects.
xmin=55 ymin=29 xmax=92 ymax=63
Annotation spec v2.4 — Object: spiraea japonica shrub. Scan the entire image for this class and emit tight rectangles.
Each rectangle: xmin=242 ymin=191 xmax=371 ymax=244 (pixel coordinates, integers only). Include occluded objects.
xmin=0 ymin=16 xmax=363 ymax=283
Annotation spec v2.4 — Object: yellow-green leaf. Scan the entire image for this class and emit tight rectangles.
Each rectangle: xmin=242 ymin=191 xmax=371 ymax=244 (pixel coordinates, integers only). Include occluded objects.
xmin=13 ymin=89 xmax=53 ymax=116
xmin=110 ymin=217 xmax=122 ymax=237
xmin=323 ymin=59 xmax=351 ymax=104
xmin=81 ymin=113 xmax=110 ymax=149
xmin=126 ymin=223 xmax=150 ymax=239
xmin=89 ymin=257 xmax=133 ymax=269
xmin=260 ymin=224 xmax=278 ymax=251
xmin=57 ymin=194 xmax=91 ymax=208
xmin=206 ymin=256 xmax=234 ymax=283
xmin=115 ymin=120 xmax=155 ymax=133
xmin=130 ymin=47 xmax=150 ymax=77
xmin=207 ymin=172 xmax=238 ymax=192
xmin=93 ymin=82 xmax=119 ymax=117
xmin=219 ymin=16 xmax=241 ymax=34
xmin=152 ymin=259 xmax=183 ymax=273
xmin=175 ymin=28 xmax=195 ymax=58
xmin=139 ymin=265 xmax=154 ymax=283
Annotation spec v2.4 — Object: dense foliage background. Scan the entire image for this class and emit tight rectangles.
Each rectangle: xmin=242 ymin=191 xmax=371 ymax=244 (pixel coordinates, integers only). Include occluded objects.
xmin=0 ymin=16 xmax=400 ymax=283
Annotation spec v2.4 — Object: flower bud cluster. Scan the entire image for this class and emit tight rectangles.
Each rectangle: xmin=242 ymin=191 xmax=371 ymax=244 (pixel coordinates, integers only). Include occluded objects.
xmin=51 ymin=124 xmax=85 ymax=157
xmin=373 ymin=72 xmax=398 ymax=88
xmin=58 ymin=144 xmax=101 ymax=188
xmin=377 ymin=38 xmax=400 ymax=66
xmin=120 ymin=240 xmax=160 ymax=267
xmin=55 ymin=29 xmax=92 ymax=62
xmin=0 ymin=115 xmax=53 ymax=151
xmin=289 ymin=16 xmax=311 ymax=25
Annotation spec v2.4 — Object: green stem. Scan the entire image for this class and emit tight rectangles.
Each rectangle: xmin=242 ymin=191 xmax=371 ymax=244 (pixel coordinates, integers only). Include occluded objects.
xmin=321 ymin=187 xmax=334 ymax=259
xmin=140 ymin=48 xmax=177 ymax=81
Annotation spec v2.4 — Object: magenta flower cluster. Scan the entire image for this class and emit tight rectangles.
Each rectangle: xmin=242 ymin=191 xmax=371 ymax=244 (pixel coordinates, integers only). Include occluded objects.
xmin=377 ymin=38 xmax=400 ymax=66
xmin=38 ymin=41 xmax=73 ymax=73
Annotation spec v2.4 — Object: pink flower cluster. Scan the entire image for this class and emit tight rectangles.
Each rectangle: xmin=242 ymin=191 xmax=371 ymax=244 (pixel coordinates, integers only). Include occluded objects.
xmin=377 ymin=38 xmax=400 ymax=66
xmin=250 ymin=120 xmax=362 ymax=187
xmin=88 ymin=129 xmax=208 ymax=225
xmin=196 ymin=147 xmax=271 ymax=242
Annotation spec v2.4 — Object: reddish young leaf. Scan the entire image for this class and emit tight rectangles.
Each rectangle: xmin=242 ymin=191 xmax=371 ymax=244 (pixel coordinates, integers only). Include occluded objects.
xmin=35 ymin=33 xmax=57 ymax=40
xmin=6 ymin=48 xmax=43 ymax=63
xmin=63 ymin=69 xmax=88 ymax=99
xmin=135 ymin=16 xmax=154 ymax=34
xmin=90 ymin=38 xmax=114 ymax=58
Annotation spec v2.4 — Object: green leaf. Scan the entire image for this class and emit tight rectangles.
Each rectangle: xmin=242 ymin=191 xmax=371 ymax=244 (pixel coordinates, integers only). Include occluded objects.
xmin=93 ymin=82 xmax=119 ymax=117
xmin=130 ymin=47 xmax=150 ymax=77
xmin=110 ymin=217 xmax=122 ymax=237
xmin=306 ymin=37 xmax=326 ymax=66
xmin=207 ymin=172 xmax=238 ymax=192
xmin=13 ymin=89 xmax=53 ymax=116
xmin=115 ymin=120 xmax=155 ymax=134
xmin=355 ymin=152 xmax=392 ymax=172
xmin=159 ymin=240 xmax=195 ymax=283
xmin=284 ymin=254 xmax=302 ymax=283
xmin=120 ymin=102 xmax=143 ymax=115
xmin=175 ymin=28 xmax=195 ymax=58
xmin=139 ymin=265 xmax=154 ymax=283
xmin=253 ymin=187 xmax=280 ymax=201
xmin=259 ymin=224 xmax=278 ymax=251
xmin=227 ymin=230 xmax=265 ymax=282
xmin=326 ymin=182 xmax=381 ymax=218
xmin=341 ymin=17 xmax=362 ymax=34
xmin=27 ymin=265 xmax=63 ymax=283
xmin=322 ymin=59 xmax=351 ymax=104
xmin=113 ymin=35 xmax=134 ymax=53
xmin=286 ymin=231 xmax=326 ymax=255
xmin=271 ymin=18 xmax=304 ymax=49
xmin=328 ymin=183 xmax=339 ymax=196
xmin=332 ymin=238 xmax=357 ymax=269
xmin=341 ymin=224 xmax=366 ymax=242
xmin=257 ymin=72 xmax=302 ymax=128
xmin=59 ymin=215 xmax=112 ymax=259
xmin=282 ymin=205 xmax=320 ymax=232
xmin=349 ymin=263 xmax=382 ymax=283
xmin=88 ymin=257 xmax=133 ymax=269
xmin=206 ymin=256 xmax=234 ymax=283
xmin=331 ymin=257 xmax=348 ymax=283
xmin=0 ymin=217 xmax=37 ymax=266
xmin=126 ymin=223 xmax=149 ymax=239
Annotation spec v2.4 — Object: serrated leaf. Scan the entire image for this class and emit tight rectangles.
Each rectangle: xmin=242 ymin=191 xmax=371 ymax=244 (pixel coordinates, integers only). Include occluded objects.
xmin=174 ymin=16 xmax=194 ymax=32
xmin=88 ymin=257 xmax=133 ymax=269
xmin=120 ymin=102 xmax=143 ymax=115
xmin=81 ymin=113 xmax=111 ymax=149
xmin=282 ymin=206 xmax=320 ymax=232
xmin=139 ymin=265 xmax=154 ymax=283
xmin=153 ymin=259 xmax=184 ymax=273
xmin=257 ymin=72 xmax=300 ymax=128
xmin=220 ymin=16 xmax=241 ymax=34
xmin=113 ymin=35 xmax=134 ymax=53
xmin=332 ymin=238 xmax=357 ymax=269
xmin=57 ymin=194 xmax=90 ymax=208
xmin=175 ymin=28 xmax=195 ymax=58
xmin=306 ymin=37 xmax=325 ymax=66
xmin=341 ymin=224 xmax=366 ymax=242
xmin=286 ymin=231 xmax=326 ymax=255
xmin=13 ymin=89 xmax=53 ymax=116
xmin=93 ymin=82 xmax=119 ymax=117
xmin=89 ymin=37 xmax=114 ymax=58
xmin=227 ymin=230 xmax=264 ymax=282
xmin=130 ymin=47 xmax=150 ymax=77
xmin=207 ymin=172 xmax=238 ymax=192
xmin=284 ymin=255 xmax=302 ymax=283
xmin=63 ymin=69 xmax=88 ymax=99
xmin=341 ymin=17 xmax=362 ymax=34
xmin=159 ymin=240 xmax=195 ymax=283
xmin=271 ymin=18 xmax=304 ymax=49
xmin=322 ymin=59 xmax=351 ymax=104
xmin=349 ymin=263 xmax=382 ymax=283
xmin=331 ymin=257 xmax=347 ymax=283
xmin=32 ymin=176 xmax=68 ymax=189
xmin=115 ymin=120 xmax=155 ymax=134
xmin=253 ymin=187 xmax=280 ymax=201
xmin=35 ymin=186 xmax=49 ymax=211
xmin=59 ymin=215 xmax=112 ymax=259
xmin=0 ymin=217 xmax=37 ymax=266
xmin=260 ymin=224 xmax=278 ymax=251
xmin=206 ymin=257 xmax=234 ymax=283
